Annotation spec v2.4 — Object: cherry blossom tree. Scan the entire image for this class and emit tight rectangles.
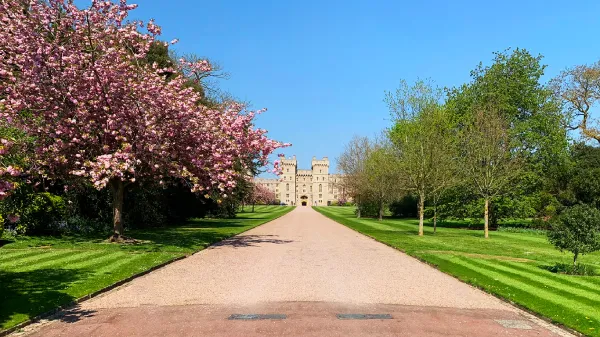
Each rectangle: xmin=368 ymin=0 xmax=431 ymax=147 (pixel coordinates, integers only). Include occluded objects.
xmin=246 ymin=183 xmax=276 ymax=212
xmin=0 ymin=0 xmax=287 ymax=240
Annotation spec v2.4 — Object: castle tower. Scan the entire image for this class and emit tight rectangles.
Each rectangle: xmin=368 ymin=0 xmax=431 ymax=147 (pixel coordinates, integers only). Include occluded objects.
xmin=311 ymin=156 xmax=329 ymax=206
xmin=279 ymin=154 xmax=297 ymax=205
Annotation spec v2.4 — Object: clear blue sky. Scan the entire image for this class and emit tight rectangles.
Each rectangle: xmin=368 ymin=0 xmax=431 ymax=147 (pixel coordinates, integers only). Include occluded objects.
xmin=80 ymin=0 xmax=600 ymax=176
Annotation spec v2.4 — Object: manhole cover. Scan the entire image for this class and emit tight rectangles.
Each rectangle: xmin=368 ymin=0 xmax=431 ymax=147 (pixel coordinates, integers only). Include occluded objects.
xmin=495 ymin=319 xmax=533 ymax=329
xmin=228 ymin=314 xmax=287 ymax=320
xmin=337 ymin=314 xmax=393 ymax=320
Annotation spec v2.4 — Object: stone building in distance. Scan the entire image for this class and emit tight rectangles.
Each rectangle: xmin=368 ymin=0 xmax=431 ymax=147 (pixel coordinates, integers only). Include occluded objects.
xmin=254 ymin=155 xmax=347 ymax=206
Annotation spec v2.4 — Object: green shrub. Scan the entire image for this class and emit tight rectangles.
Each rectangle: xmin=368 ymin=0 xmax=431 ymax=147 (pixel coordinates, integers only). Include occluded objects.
xmin=544 ymin=263 xmax=597 ymax=276
xmin=548 ymin=204 xmax=600 ymax=266
xmin=2 ymin=189 xmax=67 ymax=235
xmin=356 ymin=202 xmax=381 ymax=218
xmin=389 ymin=195 xmax=418 ymax=218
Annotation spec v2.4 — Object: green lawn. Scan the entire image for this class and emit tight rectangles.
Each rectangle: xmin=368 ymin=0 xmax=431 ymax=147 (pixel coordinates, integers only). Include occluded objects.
xmin=0 ymin=205 xmax=293 ymax=331
xmin=314 ymin=206 xmax=600 ymax=337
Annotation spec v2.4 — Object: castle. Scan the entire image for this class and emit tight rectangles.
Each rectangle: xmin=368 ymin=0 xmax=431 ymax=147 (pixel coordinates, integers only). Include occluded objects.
xmin=254 ymin=155 xmax=347 ymax=206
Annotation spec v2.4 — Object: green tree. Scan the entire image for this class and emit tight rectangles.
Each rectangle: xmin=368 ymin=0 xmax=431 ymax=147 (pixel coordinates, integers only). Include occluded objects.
xmin=363 ymin=143 xmax=402 ymax=221
xmin=386 ymin=79 xmax=456 ymax=235
xmin=548 ymin=204 xmax=600 ymax=266
xmin=459 ymin=107 xmax=522 ymax=238
xmin=447 ymin=48 xmax=568 ymax=171
xmin=337 ymin=135 xmax=373 ymax=218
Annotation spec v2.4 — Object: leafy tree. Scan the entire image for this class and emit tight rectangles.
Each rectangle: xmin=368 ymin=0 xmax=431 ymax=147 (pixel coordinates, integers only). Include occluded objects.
xmin=363 ymin=143 xmax=402 ymax=221
xmin=447 ymin=48 xmax=568 ymax=172
xmin=459 ymin=107 xmax=522 ymax=238
xmin=548 ymin=204 xmax=600 ymax=266
xmin=337 ymin=136 xmax=373 ymax=218
xmin=550 ymin=143 xmax=600 ymax=209
xmin=0 ymin=0 xmax=287 ymax=240
xmin=551 ymin=61 xmax=600 ymax=144
xmin=386 ymin=79 xmax=456 ymax=235
xmin=246 ymin=183 xmax=276 ymax=212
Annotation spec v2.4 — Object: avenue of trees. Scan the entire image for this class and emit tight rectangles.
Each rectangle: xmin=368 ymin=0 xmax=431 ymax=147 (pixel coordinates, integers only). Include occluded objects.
xmin=0 ymin=1 xmax=287 ymax=239
xmin=338 ymin=49 xmax=600 ymax=265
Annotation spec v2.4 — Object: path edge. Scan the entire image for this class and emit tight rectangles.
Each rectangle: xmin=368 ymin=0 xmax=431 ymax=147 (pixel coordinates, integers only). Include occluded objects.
xmin=1 ymin=206 xmax=295 ymax=337
xmin=312 ymin=207 xmax=582 ymax=337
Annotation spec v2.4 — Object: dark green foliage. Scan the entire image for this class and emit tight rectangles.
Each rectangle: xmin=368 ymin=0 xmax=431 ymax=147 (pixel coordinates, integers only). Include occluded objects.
xmin=389 ymin=195 xmax=418 ymax=218
xmin=548 ymin=204 xmax=600 ymax=265
xmin=550 ymin=143 xmax=600 ymax=209
xmin=124 ymin=181 xmax=206 ymax=228
xmin=544 ymin=263 xmax=597 ymax=276
xmin=64 ymin=183 xmax=112 ymax=230
xmin=1 ymin=185 xmax=66 ymax=235
xmin=355 ymin=201 xmax=381 ymax=218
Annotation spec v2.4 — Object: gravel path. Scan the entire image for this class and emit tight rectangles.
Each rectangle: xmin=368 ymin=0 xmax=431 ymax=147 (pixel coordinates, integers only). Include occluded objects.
xmin=85 ymin=206 xmax=510 ymax=310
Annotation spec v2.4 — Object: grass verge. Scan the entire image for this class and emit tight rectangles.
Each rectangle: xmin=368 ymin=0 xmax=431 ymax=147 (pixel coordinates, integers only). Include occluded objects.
xmin=0 ymin=205 xmax=293 ymax=331
xmin=314 ymin=206 xmax=600 ymax=337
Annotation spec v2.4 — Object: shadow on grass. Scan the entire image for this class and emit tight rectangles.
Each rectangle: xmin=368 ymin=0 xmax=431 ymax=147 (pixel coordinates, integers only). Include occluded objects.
xmin=0 ymin=239 xmax=13 ymax=248
xmin=211 ymin=234 xmax=294 ymax=248
xmin=0 ymin=268 xmax=91 ymax=329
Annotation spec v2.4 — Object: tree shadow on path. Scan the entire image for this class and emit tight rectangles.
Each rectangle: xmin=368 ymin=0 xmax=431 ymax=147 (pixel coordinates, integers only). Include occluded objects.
xmin=210 ymin=235 xmax=294 ymax=248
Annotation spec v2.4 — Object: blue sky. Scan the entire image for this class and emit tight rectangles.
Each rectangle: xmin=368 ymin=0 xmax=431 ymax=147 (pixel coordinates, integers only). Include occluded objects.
xmin=79 ymin=0 xmax=600 ymax=176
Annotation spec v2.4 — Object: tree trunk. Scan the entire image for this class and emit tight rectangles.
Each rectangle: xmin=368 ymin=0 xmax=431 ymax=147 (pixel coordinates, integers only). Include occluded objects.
xmin=484 ymin=198 xmax=489 ymax=239
xmin=356 ymin=196 xmax=361 ymax=218
xmin=433 ymin=204 xmax=437 ymax=234
xmin=378 ymin=199 xmax=384 ymax=221
xmin=418 ymin=193 xmax=424 ymax=236
xmin=110 ymin=179 xmax=125 ymax=241
xmin=573 ymin=251 xmax=579 ymax=267
xmin=252 ymin=202 xmax=255 ymax=213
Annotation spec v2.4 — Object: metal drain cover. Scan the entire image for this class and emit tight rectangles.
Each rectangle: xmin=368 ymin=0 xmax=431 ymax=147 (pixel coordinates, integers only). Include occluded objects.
xmin=337 ymin=314 xmax=393 ymax=320
xmin=228 ymin=314 xmax=287 ymax=320
xmin=495 ymin=320 xmax=533 ymax=329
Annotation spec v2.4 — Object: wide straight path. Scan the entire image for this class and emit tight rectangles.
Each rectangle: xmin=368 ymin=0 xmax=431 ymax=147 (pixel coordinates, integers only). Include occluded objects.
xmin=23 ymin=207 xmax=570 ymax=337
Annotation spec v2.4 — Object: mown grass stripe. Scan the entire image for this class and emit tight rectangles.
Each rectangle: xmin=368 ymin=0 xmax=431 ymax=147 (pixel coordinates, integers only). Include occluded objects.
xmin=438 ymin=255 xmax=600 ymax=319
xmin=64 ymin=251 xmax=128 ymax=270
xmin=423 ymin=254 xmax=594 ymax=327
xmin=60 ymin=254 xmax=156 ymax=299
xmin=0 ymin=250 xmax=44 ymax=262
xmin=497 ymin=260 xmax=600 ymax=295
xmin=0 ymin=250 xmax=73 ymax=270
xmin=470 ymin=258 xmax=600 ymax=307
xmin=13 ymin=250 xmax=108 ymax=273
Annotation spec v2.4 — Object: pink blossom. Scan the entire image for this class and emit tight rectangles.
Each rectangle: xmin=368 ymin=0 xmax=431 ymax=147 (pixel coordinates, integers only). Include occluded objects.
xmin=0 ymin=0 xmax=288 ymax=201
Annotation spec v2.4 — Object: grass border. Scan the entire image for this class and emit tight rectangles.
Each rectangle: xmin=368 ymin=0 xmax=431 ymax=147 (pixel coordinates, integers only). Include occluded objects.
xmin=312 ymin=206 xmax=582 ymax=337
xmin=0 ymin=206 xmax=295 ymax=337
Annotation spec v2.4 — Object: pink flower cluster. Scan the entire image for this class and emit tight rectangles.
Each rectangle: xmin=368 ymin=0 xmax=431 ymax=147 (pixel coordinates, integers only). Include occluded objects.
xmin=0 ymin=139 xmax=20 ymax=200
xmin=248 ymin=183 xmax=277 ymax=205
xmin=0 ymin=0 xmax=288 ymax=195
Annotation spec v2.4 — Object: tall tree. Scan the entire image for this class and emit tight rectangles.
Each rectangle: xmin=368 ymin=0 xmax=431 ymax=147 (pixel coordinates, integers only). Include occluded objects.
xmin=386 ymin=79 xmax=455 ymax=235
xmin=551 ymin=61 xmax=600 ymax=144
xmin=363 ymin=143 xmax=402 ymax=221
xmin=0 ymin=0 xmax=287 ymax=240
xmin=447 ymin=49 xmax=568 ymax=171
xmin=337 ymin=136 xmax=372 ymax=218
xmin=460 ymin=107 xmax=522 ymax=238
